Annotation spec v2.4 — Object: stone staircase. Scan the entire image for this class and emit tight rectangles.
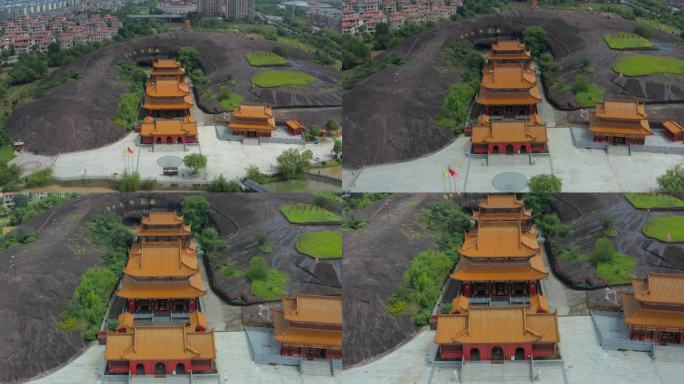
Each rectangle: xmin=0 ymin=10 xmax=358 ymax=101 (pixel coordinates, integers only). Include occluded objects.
xmin=462 ymin=361 xmax=531 ymax=383
xmin=129 ymin=375 xmax=190 ymax=384
xmin=300 ymin=359 xmax=332 ymax=377
xmin=654 ymin=345 xmax=684 ymax=363
xmin=607 ymin=145 xmax=630 ymax=156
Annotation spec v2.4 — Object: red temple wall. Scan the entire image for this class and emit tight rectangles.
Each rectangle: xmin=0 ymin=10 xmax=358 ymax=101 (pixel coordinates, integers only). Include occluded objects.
xmin=439 ymin=343 xmax=555 ymax=361
xmin=110 ymin=359 xmax=214 ymax=375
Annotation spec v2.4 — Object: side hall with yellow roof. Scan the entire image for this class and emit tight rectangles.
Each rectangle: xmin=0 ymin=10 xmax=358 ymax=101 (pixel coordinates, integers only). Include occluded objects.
xmin=229 ymin=103 xmax=277 ymax=137
xmin=590 ymin=99 xmax=652 ymax=145
xmin=620 ymin=272 xmax=684 ymax=345
xmin=272 ymin=294 xmax=343 ymax=360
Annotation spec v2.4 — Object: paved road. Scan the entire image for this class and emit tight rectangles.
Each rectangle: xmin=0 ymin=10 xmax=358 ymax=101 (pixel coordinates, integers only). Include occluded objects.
xmin=198 ymin=254 xmax=243 ymax=332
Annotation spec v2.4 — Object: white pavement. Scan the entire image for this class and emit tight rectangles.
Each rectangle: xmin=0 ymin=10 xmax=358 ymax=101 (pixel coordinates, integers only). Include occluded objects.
xmin=343 ymin=128 xmax=684 ymax=192
xmin=344 ymin=329 xmax=434 ymax=384
xmin=12 ymin=126 xmax=334 ymax=184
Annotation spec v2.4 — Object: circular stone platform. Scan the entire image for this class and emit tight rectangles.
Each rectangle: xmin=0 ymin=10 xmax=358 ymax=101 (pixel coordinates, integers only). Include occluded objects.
xmin=156 ymin=155 xmax=183 ymax=169
xmin=491 ymin=172 xmax=528 ymax=192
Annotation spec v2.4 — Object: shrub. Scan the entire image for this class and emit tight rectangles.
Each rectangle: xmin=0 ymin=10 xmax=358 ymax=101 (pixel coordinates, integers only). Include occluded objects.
xmin=23 ymin=168 xmax=53 ymax=188
xmin=117 ymin=171 xmax=140 ymax=192
xmin=245 ymin=255 xmax=269 ymax=281
xmin=139 ymin=178 xmax=157 ymax=191
xmin=246 ymin=165 xmax=269 ymax=184
xmin=591 ymin=237 xmax=615 ymax=264
xmin=209 ymin=175 xmax=242 ymax=192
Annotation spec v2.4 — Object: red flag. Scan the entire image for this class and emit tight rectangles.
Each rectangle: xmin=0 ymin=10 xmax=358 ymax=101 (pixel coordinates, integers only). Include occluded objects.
xmin=448 ymin=166 xmax=457 ymax=177
xmin=127 ymin=146 xmax=134 ymax=155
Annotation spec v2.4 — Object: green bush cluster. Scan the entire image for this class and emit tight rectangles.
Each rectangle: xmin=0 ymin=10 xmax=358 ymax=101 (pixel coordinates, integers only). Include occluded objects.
xmin=181 ymin=195 xmax=211 ymax=232
xmin=9 ymin=194 xmax=74 ymax=226
xmin=436 ymin=42 xmax=483 ymax=134
xmin=58 ymin=213 xmax=134 ymax=340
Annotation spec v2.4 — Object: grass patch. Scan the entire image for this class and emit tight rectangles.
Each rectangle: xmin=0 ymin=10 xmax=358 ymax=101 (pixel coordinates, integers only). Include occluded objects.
xmin=613 ymin=55 xmax=684 ymax=76
xmin=637 ymin=18 xmax=681 ymax=36
xmin=250 ymin=268 xmax=288 ymax=300
xmin=245 ymin=51 xmax=288 ymax=66
xmin=251 ymin=70 xmax=317 ymax=88
xmin=296 ymin=231 xmax=342 ymax=259
xmin=279 ymin=203 xmax=341 ymax=224
xmin=603 ymin=33 xmax=654 ymax=49
xmin=625 ymin=193 xmax=684 ymax=209
xmin=575 ymin=83 xmax=604 ymax=107
xmin=596 ymin=251 xmax=635 ymax=284
xmin=643 ymin=216 xmax=684 ymax=242
xmin=0 ymin=145 xmax=15 ymax=163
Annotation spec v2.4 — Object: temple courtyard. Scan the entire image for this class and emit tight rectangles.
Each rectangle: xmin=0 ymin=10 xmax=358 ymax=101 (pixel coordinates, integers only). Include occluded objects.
xmin=343 ymin=316 xmax=683 ymax=384
xmin=343 ymin=127 xmax=684 ymax=193
xmin=10 ymin=126 xmax=334 ymax=186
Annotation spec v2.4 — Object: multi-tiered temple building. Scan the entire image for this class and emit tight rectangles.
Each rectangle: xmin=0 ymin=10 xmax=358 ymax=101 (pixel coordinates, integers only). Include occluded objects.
xmin=435 ymin=195 xmax=559 ymax=361
xmin=621 ymin=272 xmax=684 ymax=345
xmin=272 ymin=294 xmax=343 ymax=360
xmin=468 ymin=40 xmax=548 ymax=154
xmin=450 ymin=194 xmax=548 ymax=301
xmin=105 ymin=211 xmax=216 ymax=376
xmin=138 ymin=59 xmax=198 ymax=145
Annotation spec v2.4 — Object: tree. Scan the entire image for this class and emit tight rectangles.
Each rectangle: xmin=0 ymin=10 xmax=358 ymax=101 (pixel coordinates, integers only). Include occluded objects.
xmin=538 ymin=213 xmax=569 ymax=239
xmin=178 ymin=47 xmax=200 ymax=72
xmin=325 ymin=118 xmax=340 ymax=132
xmin=181 ymin=195 xmax=210 ymax=231
xmin=591 ymin=237 xmax=615 ymax=264
xmin=13 ymin=193 xmax=29 ymax=208
xmin=572 ymin=74 xmax=590 ymax=94
xmin=332 ymin=139 xmax=341 ymax=161
xmin=657 ymin=165 xmax=684 ymax=193
xmin=198 ymin=227 xmax=226 ymax=254
xmin=537 ymin=52 xmax=558 ymax=73
xmin=276 ymin=149 xmax=314 ymax=179
xmin=183 ymin=153 xmax=208 ymax=174
xmin=375 ymin=22 xmax=390 ymax=36
xmin=245 ymin=256 xmax=269 ymax=281
xmin=522 ymin=26 xmax=548 ymax=57
xmin=526 ymin=174 xmax=562 ymax=218
xmin=633 ymin=25 xmax=652 ymax=38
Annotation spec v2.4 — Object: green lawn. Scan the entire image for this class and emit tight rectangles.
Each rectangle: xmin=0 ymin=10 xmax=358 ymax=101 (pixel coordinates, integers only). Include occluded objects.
xmin=296 ymin=231 xmax=342 ymax=259
xmin=250 ymin=268 xmax=289 ymax=300
xmin=279 ymin=203 xmax=341 ymax=224
xmin=575 ymin=84 xmax=604 ymax=107
xmin=252 ymin=70 xmax=317 ymax=88
xmin=613 ymin=55 xmax=684 ymax=76
xmin=637 ymin=18 xmax=682 ymax=36
xmin=245 ymin=51 xmax=288 ymax=66
xmin=603 ymin=33 xmax=654 ymax=49
xmin=643 ymin=216 xmax=684 ymax=242
xmin=625 ymin=193 xmax=684 ymax=209
xmin=0 ymin=145 xmax=15 ymax=163
xmin=596 ymin=252 xmax=635 ymax=284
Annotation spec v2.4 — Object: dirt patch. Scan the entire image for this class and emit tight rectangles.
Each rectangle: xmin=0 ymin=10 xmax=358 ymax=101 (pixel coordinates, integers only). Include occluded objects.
xmin=549 ymin=193 xmax=684 ymax=289
xmin=342 ymin=194 xmax=442 ymax=367
xmin=343 ymin=9 xmax=684 ymax=167
xmin=8 ymin=31 xmax=340 ymax=155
